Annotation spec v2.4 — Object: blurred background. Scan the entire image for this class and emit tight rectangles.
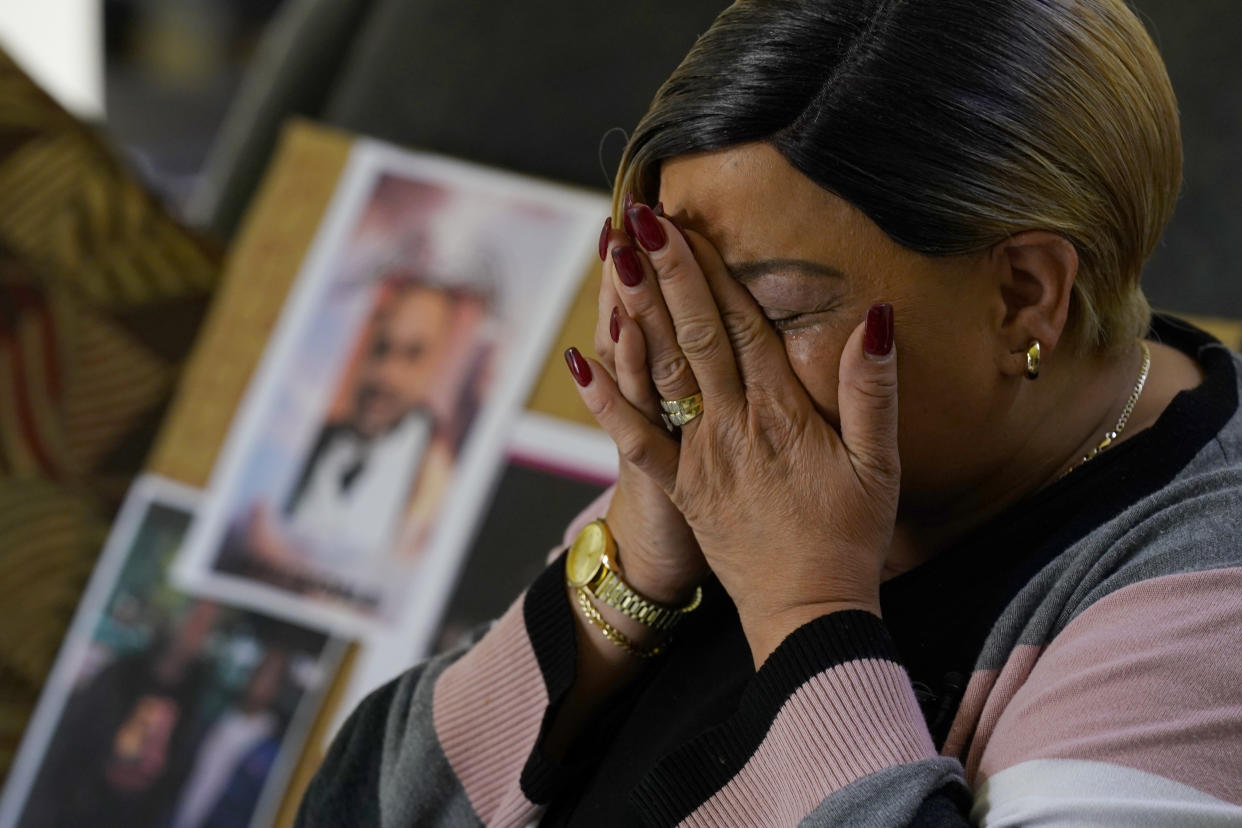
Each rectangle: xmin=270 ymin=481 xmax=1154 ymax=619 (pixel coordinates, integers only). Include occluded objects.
xmin=0 ymin=0 xmax=1238 ymax=313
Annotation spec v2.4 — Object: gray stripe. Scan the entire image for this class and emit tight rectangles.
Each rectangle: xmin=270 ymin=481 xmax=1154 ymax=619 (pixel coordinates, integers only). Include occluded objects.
xmin=799 ymin=757 xmax=967 ymax=827
xmin=971 ymin=352 xmax=1242 ymax=671
xmin=972 ymin=465 xmax=1242 ymax=672
xmin=379 ymin=639 xmax=487 ymax=828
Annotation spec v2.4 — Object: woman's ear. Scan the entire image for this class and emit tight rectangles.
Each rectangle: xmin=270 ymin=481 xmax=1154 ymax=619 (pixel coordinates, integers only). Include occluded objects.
xmin=990 ymin=231 xmax=1078 ymax=376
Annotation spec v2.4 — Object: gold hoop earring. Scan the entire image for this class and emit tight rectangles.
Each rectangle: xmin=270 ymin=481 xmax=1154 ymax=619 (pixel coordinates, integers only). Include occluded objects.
xmin=1025 ymin=341 xmax=1042 ymax=380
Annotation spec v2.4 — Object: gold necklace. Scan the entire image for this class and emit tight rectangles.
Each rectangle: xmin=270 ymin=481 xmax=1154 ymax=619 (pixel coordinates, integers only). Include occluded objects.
xmin=1061 ymin=341 xmax=1152 ymax=478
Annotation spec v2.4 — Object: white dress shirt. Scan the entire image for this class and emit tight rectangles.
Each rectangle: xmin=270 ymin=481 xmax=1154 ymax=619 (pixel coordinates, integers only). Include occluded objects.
xmin=285 ymin=412 xmax=432 ymax=565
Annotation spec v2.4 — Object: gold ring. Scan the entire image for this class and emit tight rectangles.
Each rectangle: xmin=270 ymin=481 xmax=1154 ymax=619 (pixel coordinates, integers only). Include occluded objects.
xmin=659 ymin=392 xmax=704 ymax=429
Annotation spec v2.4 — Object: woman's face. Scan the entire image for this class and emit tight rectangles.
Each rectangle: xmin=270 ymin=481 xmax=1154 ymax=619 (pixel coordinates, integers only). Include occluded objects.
xmin=659 ymin=143 xmax=1011 ymax=510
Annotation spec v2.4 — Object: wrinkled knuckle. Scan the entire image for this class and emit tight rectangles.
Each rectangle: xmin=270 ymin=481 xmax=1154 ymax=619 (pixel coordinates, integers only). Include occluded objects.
xmin=675 ymin=319 xmax=723 ymax=362
xmin=650 ymin=352 xmax=694 ymax=390
xmin=852 ymin=375 xmax=899 ymax=407
xmin=585 ymin=390 xmax=616 ymax=422
xmin=725 ymin=309 xmax=769 ymax=354
xmin=654 ymin=253 xmax=695 ymax=286
xmin=617 ymin=434 xmax=652 ymax=469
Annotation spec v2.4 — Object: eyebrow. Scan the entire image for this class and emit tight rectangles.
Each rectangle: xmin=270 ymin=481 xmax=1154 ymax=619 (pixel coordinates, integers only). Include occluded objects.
xmin=725 ymin=258 xmax=847 ymax=283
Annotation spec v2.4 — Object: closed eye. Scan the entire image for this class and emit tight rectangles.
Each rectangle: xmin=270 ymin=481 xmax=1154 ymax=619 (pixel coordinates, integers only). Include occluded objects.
xmin=760 ymin=306 xmax=839 ymax=332
xmin=764 ymin=299 xmax=841 ymax=333
xmin=766 ymin=312 xmax=806 ymax=332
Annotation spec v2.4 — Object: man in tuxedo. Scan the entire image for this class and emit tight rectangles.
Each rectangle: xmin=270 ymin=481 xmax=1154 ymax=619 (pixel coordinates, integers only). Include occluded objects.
xmin=283 ymin=281 xmax=456 ymax=556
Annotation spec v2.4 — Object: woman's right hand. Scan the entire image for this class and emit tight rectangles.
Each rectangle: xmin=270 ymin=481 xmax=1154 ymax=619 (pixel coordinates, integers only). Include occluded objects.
xmin=591 ymin=213 xmax=706 ymax=604
xmin=544 ymin=213 xmax=707 ymax=758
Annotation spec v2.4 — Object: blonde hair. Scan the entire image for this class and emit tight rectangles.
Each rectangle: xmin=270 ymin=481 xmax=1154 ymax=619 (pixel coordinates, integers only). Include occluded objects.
xmin=614 ymin=0 xmax=1182 ymax=353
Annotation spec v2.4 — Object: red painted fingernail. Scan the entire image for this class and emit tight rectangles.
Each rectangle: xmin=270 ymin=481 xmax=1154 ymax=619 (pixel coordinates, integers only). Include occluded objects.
xmin=598 ymin=217 xmax=611 ymax=262
xmin=609 ymin=306 xmax=621 ymax=342
xmin=627 ymin=203 xmax=667 ymax=252
xmin=565 ymin=347 xmax=592 ymax=387
xmin=654 ymin=201 xmax=665 ymax=217
xmin=612 ymin=245 xmax=644 ymax=287
xmin=864 ymin=303 xmax=895 ymax=357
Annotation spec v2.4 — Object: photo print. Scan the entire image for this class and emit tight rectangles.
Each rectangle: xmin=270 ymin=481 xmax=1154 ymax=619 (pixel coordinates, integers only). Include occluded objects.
xmin=0 ymin=477 xmax=342 ymax=828
xmin=175 ymin=140 xmax=607 ymax=634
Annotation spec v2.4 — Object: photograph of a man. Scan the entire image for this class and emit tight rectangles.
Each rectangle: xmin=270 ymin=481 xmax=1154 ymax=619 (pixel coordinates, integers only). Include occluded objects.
xmin=225 ymin=272 xmax=492 ymax=609
xmin=170 ymin=155 xmax=602 ymax=633
xmin=285 ymin=279 xmax=456 ymax=552
xmin=20 ymin=602 xmax=216 ymax=828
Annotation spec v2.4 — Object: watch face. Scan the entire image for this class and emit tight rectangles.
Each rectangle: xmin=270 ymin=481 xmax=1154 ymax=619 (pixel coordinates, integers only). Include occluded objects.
xmin=566 ymin=521 xmax=606 ymax=587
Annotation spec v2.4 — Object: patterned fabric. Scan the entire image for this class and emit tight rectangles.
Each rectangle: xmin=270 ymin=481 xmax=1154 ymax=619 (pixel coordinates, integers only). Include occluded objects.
xmin=0 ymin=50 xmax=219 ymax=779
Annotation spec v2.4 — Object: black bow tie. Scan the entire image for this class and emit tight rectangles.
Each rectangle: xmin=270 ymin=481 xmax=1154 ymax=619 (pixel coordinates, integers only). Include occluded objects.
xmin=339 ymin=455 xmax=366 ymax=494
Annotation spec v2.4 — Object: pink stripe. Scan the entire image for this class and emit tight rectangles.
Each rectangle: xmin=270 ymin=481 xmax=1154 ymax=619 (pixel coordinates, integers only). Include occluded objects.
xmin=432 ymin=597 xmax=545 ymax=825
xmin=683 ymin=659 xmax=935 ymax=827
xmin=978 ymin=567 xmax=1242 ymax=805
xmin=940 ymin=667 xmax=998 ymax=761
xmin=959 ymin=645 xmax=1042 ymax=784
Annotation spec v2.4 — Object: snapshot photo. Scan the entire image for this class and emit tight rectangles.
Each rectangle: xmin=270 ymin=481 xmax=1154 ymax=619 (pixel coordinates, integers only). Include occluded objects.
xmin=176 ymin=139 xmax=607 ymax=634
xmin=0 ymin=477 xmax=340 ymax=828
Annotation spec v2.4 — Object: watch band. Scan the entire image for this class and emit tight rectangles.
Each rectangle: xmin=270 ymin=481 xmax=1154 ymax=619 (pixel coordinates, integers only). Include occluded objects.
xmin=565 ymin=518 xmax=703 ymax=633
xmin=591 ymin=568 xmax=701 ymax=632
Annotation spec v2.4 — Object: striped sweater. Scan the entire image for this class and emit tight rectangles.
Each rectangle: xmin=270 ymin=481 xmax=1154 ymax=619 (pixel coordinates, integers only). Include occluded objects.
xmin=297 ymin=317 xmax=1242 ymax=827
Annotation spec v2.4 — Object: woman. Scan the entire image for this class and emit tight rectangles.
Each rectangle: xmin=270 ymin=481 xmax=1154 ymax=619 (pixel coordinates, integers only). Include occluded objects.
xmin=297 ymin=0 xmax=1242 ymax=825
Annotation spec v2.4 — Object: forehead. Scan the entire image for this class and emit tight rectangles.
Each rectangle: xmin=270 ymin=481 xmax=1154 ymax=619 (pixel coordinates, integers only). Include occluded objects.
xmin=382 ymin=288 xmax=451 ymax=326
xmin=657 ymin=142 xmax=905 ymax=275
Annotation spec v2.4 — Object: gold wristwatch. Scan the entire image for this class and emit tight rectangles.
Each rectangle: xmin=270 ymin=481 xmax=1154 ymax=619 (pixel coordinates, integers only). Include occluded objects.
xmin=565 ymin=519 xmax=701 ymax=632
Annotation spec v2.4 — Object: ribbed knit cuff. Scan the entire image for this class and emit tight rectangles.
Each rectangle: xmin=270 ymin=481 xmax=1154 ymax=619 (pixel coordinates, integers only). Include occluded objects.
xmin=631 ymin=610 xmax=917 ymax=824
xmin=432 ymin=579 xmax=562 ymax=823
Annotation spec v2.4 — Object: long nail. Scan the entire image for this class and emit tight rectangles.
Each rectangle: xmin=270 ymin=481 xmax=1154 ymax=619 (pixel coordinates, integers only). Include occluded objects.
xmin=565 ymin=347 xmax=593 ymax=387
xmin=654 ymin=201 xmax=664 ymax=217
xmin=627 ymin=203 xmax=667 ymax=252
xmin=864 ymin=303 xmax=895 ymax=358
xmin=598 ymin=217 xmax=611 ymax=262
xmin=612 ymin=245 xmax=644 ymax=287
xmin=609 ymin=306 xmax=621 ymax=343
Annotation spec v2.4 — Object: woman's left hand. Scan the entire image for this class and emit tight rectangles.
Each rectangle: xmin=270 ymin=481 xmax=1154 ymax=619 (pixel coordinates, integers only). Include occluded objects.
xmin=569 ymin=205 xmax=902 ymax=666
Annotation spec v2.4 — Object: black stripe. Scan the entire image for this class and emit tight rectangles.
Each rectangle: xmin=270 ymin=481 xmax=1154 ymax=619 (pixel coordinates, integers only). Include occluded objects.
xmin=630 ymin=610 xmax=898 ymax=825
xmin=907 ymin=781 xmax=974 ymax=827
xmin=519 ymin=551 xmax=580 ymax=802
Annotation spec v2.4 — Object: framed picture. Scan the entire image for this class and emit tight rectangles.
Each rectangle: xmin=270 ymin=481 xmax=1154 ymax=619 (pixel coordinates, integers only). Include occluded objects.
xmin=0 ymin=477 xmax=342 ymax=828
xmin=174 ymin=139 xmax=607 ymax=635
